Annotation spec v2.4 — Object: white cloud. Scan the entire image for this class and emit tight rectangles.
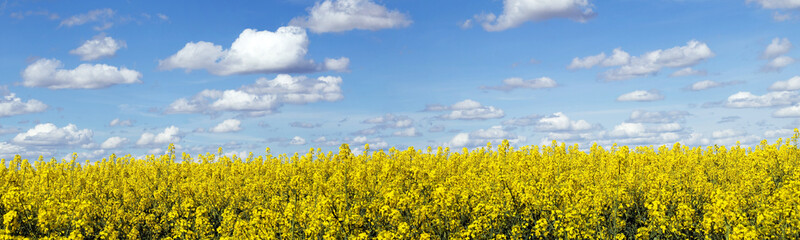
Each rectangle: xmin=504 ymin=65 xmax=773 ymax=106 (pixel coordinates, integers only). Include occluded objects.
xmin=363 ymin=114 xmax=413 ymax=128
xmin=324 ymin=57 xmax=350 ymax=72
xmin=392 ymin=127 xmax=419 ymax=137
xmin=447 ymin=126 xmax=525 ymax=148
xmin=0 ymin=92 xmax=47 ymax=118
xmin=602 ymin=48 xmax=631 ymax=66
xmin=59 ymin=8 xmax=114 ymax=27
xmin=290 ymin=136 xmax=307 ymax=145
xmin=70 ymin=34 xmax=126 ymax=61
xmin=476 ymin=0 xmax=596 ymax=32
xmin=567 ymin=48 xmax=630 ymax=70
xmin=690 ymin=80 xmax=719 ymax=91
xmin=101 ymin=136 xmax=128 ymax=149
xmin=769 ymin=76 xmax=800 ymax=91
xmin=609 ymin=122 xmax=647 ymax=138
xmin=764 ymin=128 xmax=797 ymax=138
xmin=109 ymin=118 xmax=132 ymax=127
xmin=0 ymin=142 xmax=26 ymax=158
xmin=669 ymin=67 xmax=707 ymax=77
xmin=349 ymin=136 xmax=388 ymax=149
xmin=160 ymin=27 xmax=343 ymax=75
xmin=712 ymin=129 xmax=742 ymax=139
xmin=687 ymin=80 xmax=742 ymax=91
xmin=616 ymin=90 xmax=664 ymax=102
xmin=12 ymin=123 xmax=92 ymax=146
xmin=628 ymin=110 xmax=689 ymax=123
xmin=762 ymin=37 xmax=792 ymax=59
xmin=535 ymin=112 xmax=593 ymax=131
xmin=165 ymin=74 xmax=343 ymax=114
xmin=747 ymin=0 xmax=800 ymax=9
xmin=601 ymin=40 xmax=715 ymax=81
xmin=763 ymin=56 xmax=795 ymax=72
xmin=289 ymin=0 xmax=411 ymax=33
xmin=209 ymin=119 xmax=242 ymax=133
xmin=136 ymin=126 xmax=181 ymax=146
xmin=773 ymin=103 xmax=800 ymax=117
xmin=725 ymin=91 xmax=798 ymax=108
xmin=432 ymin=99 xmax=504 ymax=120
xmin=761 ymin=56 xmax=795 ymax=72
xmin=567 ymin=52 xmax=605 ymax=69
xmin=21 ymin=58 xmax=142 ymax=89
xmin=482 ymin=77 xmax=557 ymax=91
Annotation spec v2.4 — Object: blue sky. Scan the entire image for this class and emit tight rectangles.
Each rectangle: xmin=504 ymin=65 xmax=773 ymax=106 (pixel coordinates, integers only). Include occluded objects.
xmin=1 ymin=0 xmax=799 ymax=159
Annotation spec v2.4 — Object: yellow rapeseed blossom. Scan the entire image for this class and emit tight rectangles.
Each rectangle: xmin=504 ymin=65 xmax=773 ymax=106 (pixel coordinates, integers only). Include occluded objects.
xmin=0 ymin=129 xmax=798 ymax=239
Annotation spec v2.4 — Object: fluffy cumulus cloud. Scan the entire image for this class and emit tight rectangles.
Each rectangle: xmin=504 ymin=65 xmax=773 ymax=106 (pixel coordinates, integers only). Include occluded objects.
xmin=100 ymin=136 xmax=128 ymax=149
xmin=763 ymin=56 xmax=796 ymax=72
xmin=209 ymin=119 xmax=242 ymax=133
xmin=769 ymin=76 xmax=800 ymax=91
xmin=428 ymin=99 xmax=504 ymax=120
xmin=12 ymin=123 xmax=92 ymax=146
xmin=70 ymin=34 xmax=126 ymax=61
xmin=289 ymin=0 xmax=411 ymax=33
xmin=567 ymin=48 xmax=630 ymax=69
xmin=535 ymin=112 xmax=593 ymax=131
xmin=289 ymin=136 xmax=307 ymax=145
xmin=481 ymin=77 xmax=557 ymax=91
xmin=687 ymin=80 xmax=740 ymax=91
xmin=572 ymin=40 xmax=715 ymax=81
xmin=324 ymin=57 xmax=350 ymax=72
xmin=761 ymin=38 xmax=795 ymax=72
xmin=475 ymin=0 xmax=596 ymax=32
xmin=165 ymin=74 xmax=343 ymax=115
xmin=669 ymin=67 xmax=707 ymax=77
xmin=773 ymin=103 xmax=800 ymax=117
xmin=448 ymin=126 xmax=525 ymax=148
xmin=762 ymin=37 xmax=792 ymax=59
xmin=628 ymin=110 xmax=689 ymax=123
xmin=725 ymin=91 xmax=798 ymax=108
xmin=159 ymin=27 xmax=346 ymax=75
xmin=21 ymin=58 xmax=142 ymax=89
xmin=136 ymin=126 xmax=181 ymax=146
xmin=616 ymin=90 xmax=664 ymax=102
xmin=0 ymin=92 xmax=47 ymax=118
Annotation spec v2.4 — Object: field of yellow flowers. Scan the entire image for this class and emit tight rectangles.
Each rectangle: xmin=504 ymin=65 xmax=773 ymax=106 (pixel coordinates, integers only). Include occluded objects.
xmin=1 ymin=129 xmax=799 ymax=239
